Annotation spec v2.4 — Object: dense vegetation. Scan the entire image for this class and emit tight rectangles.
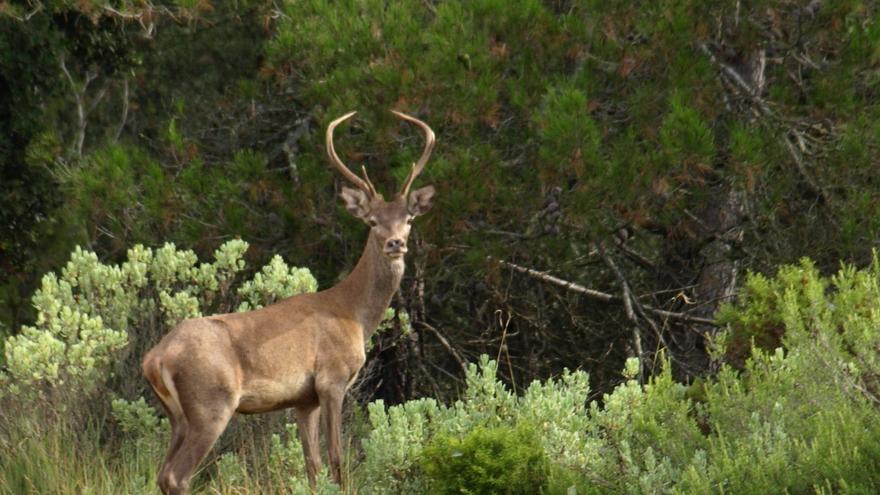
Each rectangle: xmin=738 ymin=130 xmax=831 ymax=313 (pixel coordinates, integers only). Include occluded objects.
xmin=2 ymin=0 xmax=880 ymax=493
xmin=2 ymin=246 xmax=880 ymax=493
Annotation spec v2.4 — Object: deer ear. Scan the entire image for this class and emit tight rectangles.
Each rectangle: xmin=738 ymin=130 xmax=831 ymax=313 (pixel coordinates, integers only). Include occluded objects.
xmin=408 ymin=185 xmax=436 ymax=217
xmin=340 ymin=187 xmax=371 ymax=220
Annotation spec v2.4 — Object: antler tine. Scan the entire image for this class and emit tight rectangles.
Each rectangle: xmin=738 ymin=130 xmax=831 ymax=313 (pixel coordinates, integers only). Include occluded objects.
xmin=326 ymin=111 xmax=376 ymax=196
xmin=391 ymin=110 xmax=435 ymax=196
xmin=360 ymin=165 xmax=379 ymax=197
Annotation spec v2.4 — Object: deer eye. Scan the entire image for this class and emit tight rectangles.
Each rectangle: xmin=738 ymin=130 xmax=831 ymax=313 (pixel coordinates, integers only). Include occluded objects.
xmin=368 ymin=218 xmax=378 ymax=227
xmin=406 ymin=216 xmax=413 ymax=224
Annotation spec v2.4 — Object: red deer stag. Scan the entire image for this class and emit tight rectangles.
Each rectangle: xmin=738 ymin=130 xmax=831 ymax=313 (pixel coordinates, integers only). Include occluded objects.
xmin=142 ymin=110 xmax=436 ymax=494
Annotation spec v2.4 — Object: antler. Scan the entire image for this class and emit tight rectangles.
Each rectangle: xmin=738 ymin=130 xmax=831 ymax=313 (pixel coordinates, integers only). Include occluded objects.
xmin=391 ymin=110 xmax=435 ymax=196
xmin=326 ymin=111 xmax=378 ymax=197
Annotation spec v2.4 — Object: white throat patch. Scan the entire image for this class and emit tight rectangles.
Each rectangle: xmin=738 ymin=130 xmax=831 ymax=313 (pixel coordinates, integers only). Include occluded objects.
xmin=389 ymin=257 xmax=405 ymax=278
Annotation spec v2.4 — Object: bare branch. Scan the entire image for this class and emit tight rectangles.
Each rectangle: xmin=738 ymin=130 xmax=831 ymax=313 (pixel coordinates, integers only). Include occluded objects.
xmin=490 ymin=257 xmax=718 ymax=326
xmin=7 ymin=3 xmax=43 ymax=21
xmin=614 ymin=240 xmax=655 ymax=270
xmin=102 ymin=5 xmax=159 ymax=38
xmin=114 ymin=77 xmax=130 ymax=142
xmin=489 ymin=256 xmax=615 ymax=302
xmin=87 ymin=81 xmax=108 ymax=114
xmin=601 ymin=248 xmax=636 ymax=322
xmin=599 ymin=245 xmax=645 ymax=381
xmin=782 ymin=131 xmax=830 ymax=201
xmin=59 ymin=57 xmax=87 ymax=158
xmin=700 ymin=42 xmax=831 ymax=204
xmin=698 ymin=42 xmax=773 ymax=117
xmin=418 ymin=321 xmax=468 ymax=377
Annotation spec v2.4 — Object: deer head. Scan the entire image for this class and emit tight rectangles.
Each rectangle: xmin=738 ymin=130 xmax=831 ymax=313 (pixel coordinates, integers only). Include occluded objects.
xmin=326 ymin=110 xmax=436 ymax=259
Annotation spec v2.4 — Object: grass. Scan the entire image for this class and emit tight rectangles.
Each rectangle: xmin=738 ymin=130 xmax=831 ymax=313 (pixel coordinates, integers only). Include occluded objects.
xmin=0 ymin=399 xmax=353 ymax=495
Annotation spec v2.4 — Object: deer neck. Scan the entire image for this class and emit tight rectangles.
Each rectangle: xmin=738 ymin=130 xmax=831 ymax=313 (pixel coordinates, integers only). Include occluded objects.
xmin=337 ymin=230 xmax=405 ymax=338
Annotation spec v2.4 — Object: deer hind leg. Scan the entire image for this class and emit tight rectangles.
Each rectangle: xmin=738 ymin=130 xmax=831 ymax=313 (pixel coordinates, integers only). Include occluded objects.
xmin=155 ymin=401 xmax=187 ymax=494
xmin=158 ymin=366 xmax=188 ymax=492
xmin=295 ymin=404 xmax=322 ymax=488
xmin=158 ymin=366 xmax=237 ymax=495
xmin=164 ymin=404 xmax=235 ymax=495
xmin=144 ymin=357 xmax=189 ymax=494
xmin=317 ymin=383 xmax=347 ymax=486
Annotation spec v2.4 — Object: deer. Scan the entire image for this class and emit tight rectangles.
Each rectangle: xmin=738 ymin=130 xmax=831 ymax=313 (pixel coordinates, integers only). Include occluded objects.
xmin=141 ymin=109 xmax=436 ymax=494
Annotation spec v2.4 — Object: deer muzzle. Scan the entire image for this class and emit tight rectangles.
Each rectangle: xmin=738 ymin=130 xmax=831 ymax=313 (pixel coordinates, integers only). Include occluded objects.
xmin=384 ymin=238 xmax=407 ymax=257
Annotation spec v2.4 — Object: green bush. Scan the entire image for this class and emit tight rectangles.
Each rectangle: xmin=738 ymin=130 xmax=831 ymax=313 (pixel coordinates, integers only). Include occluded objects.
xmin=359 ymin=357 xmax=593 ymax=494
xmin=358 ymin=254 xmax=880 ymax=494
xmin=4 ymin=240 xmax=880 ymax=494
xmin=421 ymin=422 xmax=549 ymax=495
xmin=0 ymin=240 xmax=322 ymax=493
xmin=0 ymin=239 xmax=317 ymax=399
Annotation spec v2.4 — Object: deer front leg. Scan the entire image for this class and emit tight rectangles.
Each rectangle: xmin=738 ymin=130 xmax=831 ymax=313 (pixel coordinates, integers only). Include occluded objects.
xmin=318 ymin=383 xmax=347 ymax=486
xmin=295 ymin=404 xmax=322 ymax=488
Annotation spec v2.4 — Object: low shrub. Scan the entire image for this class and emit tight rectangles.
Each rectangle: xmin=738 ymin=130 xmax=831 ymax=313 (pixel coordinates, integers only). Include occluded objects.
xmin=359 ymin=256 xmax=880 ymax=494
xmin=3 ymin=244 xmax=880 ymax=494
xmin=421 ymin=422 xmax=550 ymax=495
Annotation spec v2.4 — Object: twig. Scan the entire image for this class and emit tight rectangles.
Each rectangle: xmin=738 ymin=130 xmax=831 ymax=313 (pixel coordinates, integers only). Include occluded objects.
xmin=494 ymin=310 xmax=517 ymax=393
xmin=698 ymin=42 xmax=772 ymax=117
xmin=700 ymin=42 xmax=831 ymax=204
xmin=490 ymin=257 xmax=718 ymax=326
xmin=102 ymin=5 xmax=159 ymax=37
xmin=8 ymin=4 xmax=43 ymax=21
xmin=114 ymin=77 xmax=129 ymax=142
xmin=599 ymin=245 xmax=645 ymax=381
xmin=782 ymin=132 xmax=829 ymax=201
xmin=490 ymin=257 xmax=614 ymax=302
xmin=614 ymin=241 xmax=655 ymax=270
xmin=417 ymin=321 xmax=468 ymax=377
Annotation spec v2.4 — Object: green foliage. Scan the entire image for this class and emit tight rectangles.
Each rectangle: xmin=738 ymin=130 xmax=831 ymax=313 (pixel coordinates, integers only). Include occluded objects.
xmin=7 ymin=0 xmax=880 ymax=401
xmin=1 ymin=247 xmax=130 ymax=394
xmin=214 ymin=420 xmax=343 ymax=494
xmin=357 ymin=255 xmax=880 ymax=494
xmin=535 ymin=85 xmax=602 ymax=184
xmin=3 ymin=248 xmax=880 ymax=493
xmin=360 ymin=398 xmax=439 ymax=494
xmin=0 ymin=239 xmax=315 ymax=399
xmin=5 ymin=0 xmax=880 ymax=492
xmin=111 ymin=397 xmax=166 ymax=438
xmin=0 ymin=413 xmax=160 ymax=495
xmin=0 ymin=240 xmax=321 ymax=493
xmin=266 ymin=422 xmax=307 ymax=485
xmin=237 ymin=255 xmax=319 ymax=311
xmin=421 ymin=422 xmax=549 ymax=495
xmin=359 ymin=357 xmax=593 ymax=494
xmin=658 ymin=92 xmax=714 ymax=169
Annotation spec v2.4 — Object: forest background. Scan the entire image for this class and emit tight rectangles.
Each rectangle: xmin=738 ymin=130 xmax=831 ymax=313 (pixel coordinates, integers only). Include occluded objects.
xmin=1 ymin=0 xmax=880 ymax=493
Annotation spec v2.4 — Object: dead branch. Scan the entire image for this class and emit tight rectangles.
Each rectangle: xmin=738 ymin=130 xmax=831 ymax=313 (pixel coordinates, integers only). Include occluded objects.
xmin=490 ymin=257 xmax=614 ymax=302
xmin=59 ymin=57 xmax=105 ymax=158
xmin=8 ymin=4 xmax=43 ymax=21
xmin=490 ymin=257 xmax=718 ymax=327
xmin=782 ymin=132 xmax=831 ymax=202
xmin=698 ymin=42 xmax=773 ymax=117
xmin=114 ymin=77 xmax=130 ymax=142
xmin=699 ymin=42 xmax=831 ymax=204
xmin=599 ymin=245 xmax=646 ymax=381
xmin=418 ymin=321 xmax=468 ymax=377
xmin=614 ymin=239 xmax=655 ymax=270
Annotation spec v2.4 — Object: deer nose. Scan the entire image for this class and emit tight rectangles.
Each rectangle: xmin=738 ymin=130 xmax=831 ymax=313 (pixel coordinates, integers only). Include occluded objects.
xmin=385 ymin=238 xmax=405 ymax=252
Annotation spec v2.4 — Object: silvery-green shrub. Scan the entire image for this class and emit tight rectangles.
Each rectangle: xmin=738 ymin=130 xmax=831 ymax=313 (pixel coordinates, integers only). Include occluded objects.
xmin=359 ymin=355 xmax=594 ymax=494
xmin=0 ymin=239 xmax=317 ymax=399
